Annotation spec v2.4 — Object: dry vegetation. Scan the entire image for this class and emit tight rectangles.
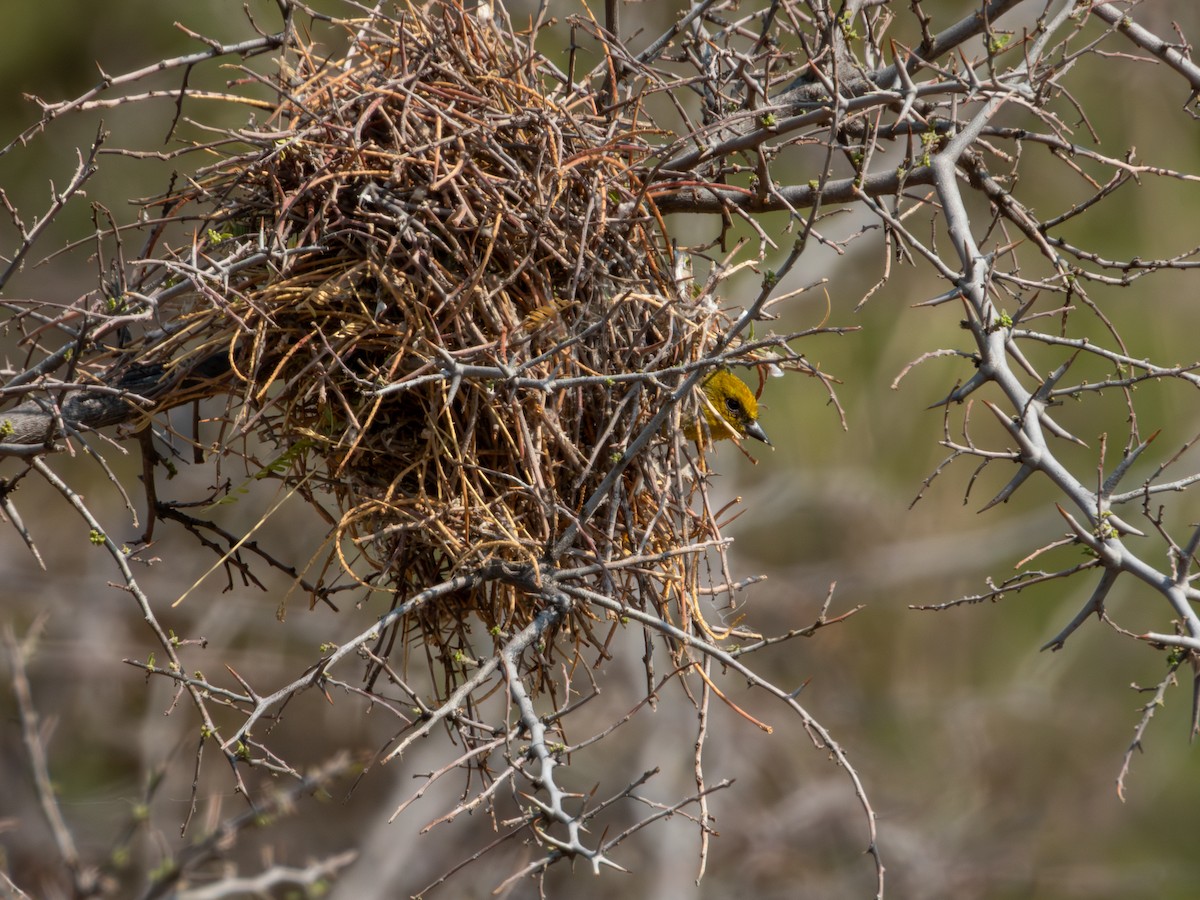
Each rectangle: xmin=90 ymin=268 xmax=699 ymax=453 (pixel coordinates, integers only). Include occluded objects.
xmin=4 ymin=1 xmax=1200 ymax=897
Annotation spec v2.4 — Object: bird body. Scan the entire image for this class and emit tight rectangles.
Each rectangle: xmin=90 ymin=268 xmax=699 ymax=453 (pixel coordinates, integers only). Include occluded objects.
xmin=683 ymin=369 xmax=770 ymax=446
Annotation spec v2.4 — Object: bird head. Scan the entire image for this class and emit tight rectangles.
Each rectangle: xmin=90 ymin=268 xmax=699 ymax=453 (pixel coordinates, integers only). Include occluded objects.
xmin=682 ymin=369 xmax=770 ymax=446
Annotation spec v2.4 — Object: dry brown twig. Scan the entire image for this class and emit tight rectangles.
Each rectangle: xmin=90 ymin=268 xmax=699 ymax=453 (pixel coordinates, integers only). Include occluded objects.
xmin=0 ymin=1 xmax=865 ymax=894
xmin=7 ymin=0 xmax=1200 ymax=895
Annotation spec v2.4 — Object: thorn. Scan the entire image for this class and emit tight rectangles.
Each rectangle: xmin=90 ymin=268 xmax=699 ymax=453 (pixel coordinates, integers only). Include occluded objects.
xmin=979 ymin=464 xmax=1033 ymax=511
xmin=1038 ymin=411 xmax=1088 ymax=447
xmin=928 ymin=371 xmax=986 ymax=408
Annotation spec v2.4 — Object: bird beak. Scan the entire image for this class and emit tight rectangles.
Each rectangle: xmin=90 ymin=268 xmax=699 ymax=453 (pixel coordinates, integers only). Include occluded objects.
xmin=743 ymin=421 xmax=770 ymax=445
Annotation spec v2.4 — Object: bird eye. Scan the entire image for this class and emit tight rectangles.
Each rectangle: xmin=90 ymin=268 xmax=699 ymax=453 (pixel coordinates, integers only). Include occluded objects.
xmin=725 ymin=397 xmax=742 ymax=413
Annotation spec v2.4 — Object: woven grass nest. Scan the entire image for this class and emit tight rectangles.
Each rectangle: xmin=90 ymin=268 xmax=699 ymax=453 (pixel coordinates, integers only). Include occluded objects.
xmin=129 ymin=0 xmax=769 ymax=674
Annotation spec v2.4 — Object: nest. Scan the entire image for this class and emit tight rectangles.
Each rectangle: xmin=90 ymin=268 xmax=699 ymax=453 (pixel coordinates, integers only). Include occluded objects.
xmin=120 ymin=0 xmax=761 ymax=678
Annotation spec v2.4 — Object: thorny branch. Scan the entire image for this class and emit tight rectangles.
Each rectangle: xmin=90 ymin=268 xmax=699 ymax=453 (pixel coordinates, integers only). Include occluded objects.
xmin=5 ymin=0 xmax=1200 ymax=896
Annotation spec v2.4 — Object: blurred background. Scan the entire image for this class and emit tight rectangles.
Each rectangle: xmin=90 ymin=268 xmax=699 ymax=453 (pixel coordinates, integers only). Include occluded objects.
xmin=2 ymin=2 xmax=1200 ymax=898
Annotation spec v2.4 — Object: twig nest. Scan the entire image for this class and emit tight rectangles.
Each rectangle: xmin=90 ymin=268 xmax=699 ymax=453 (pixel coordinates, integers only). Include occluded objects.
xmin=140 ymin=0 xmax=744 ymax=654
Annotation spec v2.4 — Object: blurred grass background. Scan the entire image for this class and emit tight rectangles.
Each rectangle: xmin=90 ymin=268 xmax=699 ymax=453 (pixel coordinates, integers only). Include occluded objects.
xmin=2 ymin=2 xmax=1200 ymax=898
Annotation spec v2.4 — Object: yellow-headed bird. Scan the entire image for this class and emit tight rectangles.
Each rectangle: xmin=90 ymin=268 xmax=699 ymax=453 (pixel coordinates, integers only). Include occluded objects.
xmin=683 ymin=369 xmax=770 ymax=445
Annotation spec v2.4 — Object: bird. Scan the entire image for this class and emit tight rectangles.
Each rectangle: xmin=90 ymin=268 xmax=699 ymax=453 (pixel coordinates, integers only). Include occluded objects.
xmin=682 ymin=369 xmax=770 ymax=446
